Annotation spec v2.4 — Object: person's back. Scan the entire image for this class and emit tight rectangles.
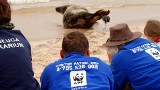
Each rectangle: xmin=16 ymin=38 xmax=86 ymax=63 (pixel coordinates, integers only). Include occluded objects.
xmin=103 ymin=23 xmax=160 ymax=90
xmin=0 ymin=30 xmax=40 ymax=90
xmin=112 ymin=38 xmax=160 ymax=90
xmin=0 ymin=0 xmax=40 ymax=89
xmin=41 ymin=31 xmax=114 ymax=90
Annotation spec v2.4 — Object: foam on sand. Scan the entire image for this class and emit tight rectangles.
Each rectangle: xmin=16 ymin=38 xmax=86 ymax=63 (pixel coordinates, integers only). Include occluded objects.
xmin=8 ymin=0 xmax=50 ymax=4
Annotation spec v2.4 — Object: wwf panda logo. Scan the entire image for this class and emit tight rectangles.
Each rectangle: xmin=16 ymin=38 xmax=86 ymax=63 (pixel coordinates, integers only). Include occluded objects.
xmin=145 ymin=48 xmax=160 ymax=60
xmin=149 ymin=49 xmax=160 ymax=55
xmin=70 ymin=70 xmax=87 ymax=87
xmin=73 ymin=73 xmax=84 ymax=84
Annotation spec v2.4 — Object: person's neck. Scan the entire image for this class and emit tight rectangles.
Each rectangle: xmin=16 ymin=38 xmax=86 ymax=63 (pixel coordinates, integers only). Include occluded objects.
xmin=0 ymin=22 xmax=15 ymax=30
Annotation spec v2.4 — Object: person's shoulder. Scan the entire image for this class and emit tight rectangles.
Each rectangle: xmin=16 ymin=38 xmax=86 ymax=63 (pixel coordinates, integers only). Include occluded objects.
xmin=5 ymin=29 xmax=21 ymax=32
xmin=0 ymin=29 xmax=21 ymax=32
xmin=85 ymin=56 xmax=112 ymax=74
xmin=92 ymin=58 xmax=112 ymax=75
xmin=11 ymin=30 xmax=23 ymax=34
xmin=87 ymin=56 xmax=109 ymax=66
xmin=1 ymin=29 xmax=24 ymax=35
xmin=87 ymin=56 xmax=103 ymax=62
xmin=110 ymin=51 xmax=127 ymax=67
xmin=112 ymin=51 xmax=125 ymax=60
xmin=44 ymin=59 xmax=63 ymax=69
xmin=134 ymin=38 xmax=150 ymax=42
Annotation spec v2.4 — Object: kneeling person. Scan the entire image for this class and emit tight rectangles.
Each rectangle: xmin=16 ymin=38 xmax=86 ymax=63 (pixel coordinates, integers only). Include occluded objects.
xmin=41 ymin=31 xmax=114 ymax=90
xmin=103 ymin=23 xmax=160 ymax=90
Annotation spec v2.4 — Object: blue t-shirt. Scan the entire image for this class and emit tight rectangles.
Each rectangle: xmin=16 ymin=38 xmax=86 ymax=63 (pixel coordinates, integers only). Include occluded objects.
xmin=41 ymin=52 xmax=114 ymax=90
xmin=0 ymin=30 xmax=40 ymax=90
xmin=110 ymin=38 xmax=160 ymax=90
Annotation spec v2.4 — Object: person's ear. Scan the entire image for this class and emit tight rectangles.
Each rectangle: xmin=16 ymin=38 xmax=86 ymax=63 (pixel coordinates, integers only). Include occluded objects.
xmin=86 ymin=50 xmax=90 ymax=56
xmin=107 ymin=54 xmax=113 ymax=63
xmin=60 ymin=50 xmax=64 ymax=58
xmin=151 ymin=37 xmax=155 ymax=42
xmin=146 ymin=36 xmax=154 ymax=42
xmin=149 ymin=37 xmax=155 ymax=42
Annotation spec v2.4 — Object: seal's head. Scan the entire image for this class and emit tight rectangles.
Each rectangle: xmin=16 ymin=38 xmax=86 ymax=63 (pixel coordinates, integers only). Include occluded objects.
xmin=55 ymin=5 xmax=71 ymax=15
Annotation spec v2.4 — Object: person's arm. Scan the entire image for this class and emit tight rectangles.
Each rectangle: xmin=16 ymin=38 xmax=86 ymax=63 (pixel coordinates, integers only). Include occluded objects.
xmin=40 ymin=66 xmax=51 ymax=90
xmin=110 ymin=57 xmax=127 ymax=90
xmin=101 ymin=61 xmax=114 ymax=90
xmin=112 ymin=70 xmax=127 ymax=90
xmin=106 ymin=66 xmax=114 ymax=90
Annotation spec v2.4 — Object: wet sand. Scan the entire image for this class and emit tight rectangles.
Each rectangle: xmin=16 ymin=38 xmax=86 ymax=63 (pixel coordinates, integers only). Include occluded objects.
xmin=12 ymin=5 xmax=160 ymax=41
xmin=11 ymin=5 xmax=160 ymax=81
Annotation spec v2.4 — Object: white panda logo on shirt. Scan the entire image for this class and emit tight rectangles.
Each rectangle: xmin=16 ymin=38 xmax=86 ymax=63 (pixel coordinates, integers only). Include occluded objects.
xmin=70 ymin=70 xmax=87 ymax=87
xmin=145 ymin=48 xmax=160 ymax=60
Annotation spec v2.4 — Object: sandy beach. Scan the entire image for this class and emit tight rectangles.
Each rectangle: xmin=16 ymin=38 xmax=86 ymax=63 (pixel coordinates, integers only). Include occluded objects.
xmin=11 ymin=4 xmax=160 ymax=82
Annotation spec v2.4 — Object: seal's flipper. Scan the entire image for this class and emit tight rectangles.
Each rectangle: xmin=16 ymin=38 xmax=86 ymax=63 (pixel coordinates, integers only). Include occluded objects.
xmin=91 ymin=10 xmax=110 ymax=23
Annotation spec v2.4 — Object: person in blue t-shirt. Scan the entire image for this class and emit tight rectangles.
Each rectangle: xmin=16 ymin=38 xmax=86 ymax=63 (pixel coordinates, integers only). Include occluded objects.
xmin=41 ymin=31 xmax=114 ymax=90
xmin=0 ymin=0 xmax=40 ymax=89
xmin=103 ymin=23 xmax=160 ymax=90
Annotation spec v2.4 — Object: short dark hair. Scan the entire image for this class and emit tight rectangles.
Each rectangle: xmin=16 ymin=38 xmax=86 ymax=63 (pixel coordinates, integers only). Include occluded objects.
xmin=0 ymin=0 xmax=11 ymax=24
xmin=62 ymin=31 xmax=89 ymax=54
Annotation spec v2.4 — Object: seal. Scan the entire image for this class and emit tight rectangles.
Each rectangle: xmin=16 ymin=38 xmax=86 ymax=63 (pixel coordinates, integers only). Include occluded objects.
xmin=56 ymin=5 xmax=110 ymax=29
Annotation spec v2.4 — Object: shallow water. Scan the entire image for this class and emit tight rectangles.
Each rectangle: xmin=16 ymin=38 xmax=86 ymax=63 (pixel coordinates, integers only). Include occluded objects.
xmin=10 ymin=0 xmax=160 ymax=10
xmin=9 ymin=0 xmax=160 ymax=5
xmin=10 ymin=0 xmax=160 ymax=41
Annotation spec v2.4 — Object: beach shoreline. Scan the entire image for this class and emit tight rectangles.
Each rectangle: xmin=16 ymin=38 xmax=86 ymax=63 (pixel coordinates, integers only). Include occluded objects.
xmin=11 ymin=5 xmax=160 ymax=82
